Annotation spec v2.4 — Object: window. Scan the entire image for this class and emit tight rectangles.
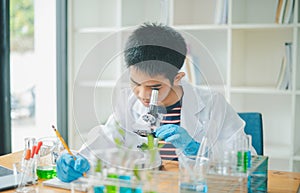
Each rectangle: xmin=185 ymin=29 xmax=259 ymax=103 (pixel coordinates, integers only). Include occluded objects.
xmin=10 ymin=0 xmax=57 ymax=151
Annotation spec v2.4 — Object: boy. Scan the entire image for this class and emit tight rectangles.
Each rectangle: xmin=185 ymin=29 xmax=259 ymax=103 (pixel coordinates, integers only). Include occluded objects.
xmin=56 ymin=23 xmax=253 ymax=182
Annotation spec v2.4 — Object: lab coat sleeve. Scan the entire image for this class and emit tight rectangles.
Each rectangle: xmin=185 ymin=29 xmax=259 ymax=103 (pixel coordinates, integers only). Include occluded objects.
xmin=205 ymin=92 xmax=256 ymax=161
xmin=78 ymin=114 xmax=149 ymax=160
xmin=78 ymin=115 xmax=161 ymax=169
xmin=78 ymin=115 xmax=124 ymax=159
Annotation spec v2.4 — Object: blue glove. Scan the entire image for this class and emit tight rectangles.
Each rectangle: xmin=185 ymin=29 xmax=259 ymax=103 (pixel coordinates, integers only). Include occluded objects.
xmin=155 ymin=124 xmax=200 ymax=156
xmin=56 ymin=153 xmax=90 ymax=182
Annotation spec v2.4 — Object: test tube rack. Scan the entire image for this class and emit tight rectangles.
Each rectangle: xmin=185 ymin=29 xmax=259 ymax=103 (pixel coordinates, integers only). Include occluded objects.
xmin=71 ymin=155 xmax=268 ymax=193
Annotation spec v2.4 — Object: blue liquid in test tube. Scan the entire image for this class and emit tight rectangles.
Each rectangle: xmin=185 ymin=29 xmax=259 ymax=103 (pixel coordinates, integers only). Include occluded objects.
xmin=119 ymin=175 xmax=132 ymax=193
xmin=93 ymin=185 xmax=105 ymax=193
xmin=180 ymin=182 xmax=208 ymax=193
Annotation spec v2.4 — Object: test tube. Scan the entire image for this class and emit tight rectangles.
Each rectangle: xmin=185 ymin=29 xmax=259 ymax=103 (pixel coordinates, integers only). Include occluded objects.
xmin=236 ymin=135 xmax=251 ymax=173
xmin=93 ymin=185 xmax=105 ymax=193
xmin=246 ymin=135 xmax=252 ymax=168
xmin=119 ymin=174 xmax=132 ymax=193
xmin=21 ymin=137 xmax=36 ymax=165
xmin=21 ymin=137 xmax=37 ymax=185
xmin=180 ymin=182 xmax=208 ymax=193
xmin=16 ymin=149 xmax=35 ymax=193
xmin=91 ymin=158 xmax=105 ymax=193
xmin=106 ymin=168 xmax=118 ymax=193
xmin=94 ymin=158 xmax=103 ymax=175
xmin=236 ymin=135 xmax=247 ymax=173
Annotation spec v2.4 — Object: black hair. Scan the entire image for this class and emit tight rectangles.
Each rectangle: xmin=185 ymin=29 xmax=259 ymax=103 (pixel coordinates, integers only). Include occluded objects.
xmin=124 ymin=23 xmax=187 ymax=83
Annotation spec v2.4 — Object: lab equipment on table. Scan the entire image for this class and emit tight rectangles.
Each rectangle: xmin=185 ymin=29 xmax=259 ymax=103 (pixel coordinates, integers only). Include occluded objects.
xmin=36 ymin=136 xmax=63 ymax=180
xmin=15 ymin=137 xmax=40 ymax=193
xmin=21 ymin=138 xmax=36 ymax=166
xmin=236 ymin=135 xmax=252 ymax=173
xmin=15 ymin=151 xmax=35 ymax=193
xmin=178 ymin=148 xmax=209 ymax=193
xmin=69 ymin=156 xmax=268 ymax=193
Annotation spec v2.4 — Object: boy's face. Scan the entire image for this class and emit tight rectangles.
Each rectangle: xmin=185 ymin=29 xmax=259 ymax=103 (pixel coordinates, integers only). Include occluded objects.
xmin=129 ymin=66 xmax=177 ymax=107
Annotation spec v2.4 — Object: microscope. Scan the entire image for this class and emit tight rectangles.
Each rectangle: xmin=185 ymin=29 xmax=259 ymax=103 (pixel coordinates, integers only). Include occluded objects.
xmin=134 ymin=88 xmax=162 ymax=137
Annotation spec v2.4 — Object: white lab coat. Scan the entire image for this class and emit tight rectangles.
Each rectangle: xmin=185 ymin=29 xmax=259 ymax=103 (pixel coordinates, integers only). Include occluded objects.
xmin=79 ymin=81 xmax=255 ymax=167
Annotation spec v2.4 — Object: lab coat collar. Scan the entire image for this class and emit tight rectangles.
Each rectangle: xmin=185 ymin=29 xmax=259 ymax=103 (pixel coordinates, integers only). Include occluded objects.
xmin=181 ymin=81 xmax=205 ymax=115
xmin=180 ymin=81 xmax=206 ymax=135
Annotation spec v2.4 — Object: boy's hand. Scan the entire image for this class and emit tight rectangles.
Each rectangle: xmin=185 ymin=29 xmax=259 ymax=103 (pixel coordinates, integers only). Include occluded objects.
xmin=56 ymin=153 xmax=90 ymax=182
xmin=155 ymin=124 xmax=200 ymax=156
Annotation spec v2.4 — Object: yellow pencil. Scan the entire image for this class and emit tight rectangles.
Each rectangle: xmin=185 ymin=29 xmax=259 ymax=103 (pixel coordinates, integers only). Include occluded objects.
xmin=52 ymin=125 xmax=86 ymax=177
xmin=52 ymin=125 xmax=75 ymax=159
xmin=52 ymin=125 xmax=87 ymax=177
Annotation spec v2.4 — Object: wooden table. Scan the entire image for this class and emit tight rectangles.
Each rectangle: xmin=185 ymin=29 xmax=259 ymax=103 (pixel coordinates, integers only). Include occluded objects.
xmin=1 ymin=152 xmax=300 ymax=193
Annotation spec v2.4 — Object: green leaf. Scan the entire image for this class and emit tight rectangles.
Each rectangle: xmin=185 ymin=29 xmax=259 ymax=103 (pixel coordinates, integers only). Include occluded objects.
xmin=158 ymin=143 xmax=164 ymax=148
xmin=118 ymin=128 xmax=125 ymax=137
xmin=147 ymin=134 xmax=154 ymax=149
xmin=114 ymin=138 xmax=122 ymax=147
xmin=139 ymin=143 xmax=149 ymax=151
xmin=133 ymin=165 xmax=141 ymax=181
xmin=115 ymin=121 xmax=125 ymax=137
xmin=95 ymin=159 xmax=102 ymax=173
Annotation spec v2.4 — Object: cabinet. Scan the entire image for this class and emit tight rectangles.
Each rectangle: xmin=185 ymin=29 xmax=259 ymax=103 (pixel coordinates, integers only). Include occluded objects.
xmin=68 ymin=0 xmax=300 ymax=172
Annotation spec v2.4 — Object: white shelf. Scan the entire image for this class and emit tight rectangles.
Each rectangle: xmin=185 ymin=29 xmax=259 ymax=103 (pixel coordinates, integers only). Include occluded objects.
xmin=293 ymin=150 xmax=300 ymax=161
xmin=264 ymin=144 xmax=291 ymax=159
xmin=231 ymin=24 xmax=295 ymax=30
xmin=77 ymin=80 xmax=116 ymax=88
xmin=75 ymin=27 xmax=135 ymax=34
xmin=75 ymin=27 xmax=120 ymax=34
xmin=174 ymin=24 xmax=229 ymax=30
xmin=293 ymin=156 xmax=300 ymax=161
xmin=230 ymin=87 xmax=293 ymax=95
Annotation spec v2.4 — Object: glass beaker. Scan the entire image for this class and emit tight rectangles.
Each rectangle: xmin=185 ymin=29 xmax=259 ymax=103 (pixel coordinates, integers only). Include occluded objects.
xmin=36 ymin=136 xmax=63 ymax=179
xmin=178 ymin=155 xmax=209 ymax=193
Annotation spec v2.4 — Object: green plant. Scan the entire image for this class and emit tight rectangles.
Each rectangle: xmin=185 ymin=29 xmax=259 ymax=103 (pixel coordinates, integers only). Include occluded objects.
xmin=133 ymin=133 xmax=164 ymax=184
xmin=113 ymin=121 xmax=162 ymax=193
xmin=95 ymin=159 xmax=102 ymax=173
xmin=113 ymin=121 xmax=125 ymax=148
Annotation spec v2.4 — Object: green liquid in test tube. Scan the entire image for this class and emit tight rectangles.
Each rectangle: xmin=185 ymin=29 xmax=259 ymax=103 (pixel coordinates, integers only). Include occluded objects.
xmin=107 ymin=173 xmax=118 ymax=193
xmin=237 ymin=151 xmax=243 ymax=172
xmin=237 ymin=135 xmax=249 ymax=173
xmin=243 ymin=151 xmax=249 ymax=171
